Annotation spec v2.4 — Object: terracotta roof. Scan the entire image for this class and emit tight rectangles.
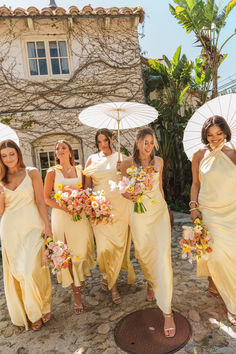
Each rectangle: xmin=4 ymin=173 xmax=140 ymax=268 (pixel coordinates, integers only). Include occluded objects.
xmin=0 ymin=5 xmax=144 ymax=23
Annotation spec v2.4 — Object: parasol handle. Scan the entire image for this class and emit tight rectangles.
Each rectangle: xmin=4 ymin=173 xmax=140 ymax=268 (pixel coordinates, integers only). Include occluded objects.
xmin=117 ymin=110 xmax=121 ymax=161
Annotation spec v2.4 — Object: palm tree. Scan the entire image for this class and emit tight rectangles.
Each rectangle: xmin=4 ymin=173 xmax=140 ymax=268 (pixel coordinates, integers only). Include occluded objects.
xmin=169 ymin=0 xmax=236 ymax=98
xmin=144 ymin=46 xmax=193 ymax=201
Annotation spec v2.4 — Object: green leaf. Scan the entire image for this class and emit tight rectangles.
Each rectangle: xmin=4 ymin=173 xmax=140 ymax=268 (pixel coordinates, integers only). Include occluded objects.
xmin=172 ymin=46 xmax=181 ymax=67
xmin=219 ymin=53 xmax=228 ymax=66
xmin=225 ymin=0 xmax=236 ymax=18
xmin=178 ymin=85 xmax=189 ymax=105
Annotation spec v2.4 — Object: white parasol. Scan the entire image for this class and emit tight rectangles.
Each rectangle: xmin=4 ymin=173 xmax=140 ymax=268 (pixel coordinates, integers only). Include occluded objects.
xmin=0 ymin=123 xmax=19 ymax=145
xmin=78 ymin=101 xmax=158 ymax=159
xmin=183 ymin=93 xmax=236 ymax=161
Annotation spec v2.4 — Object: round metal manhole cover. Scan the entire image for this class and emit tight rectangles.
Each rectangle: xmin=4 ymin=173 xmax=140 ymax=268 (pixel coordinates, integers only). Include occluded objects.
xmin=114 ymin=308 xmax=192 ymax=354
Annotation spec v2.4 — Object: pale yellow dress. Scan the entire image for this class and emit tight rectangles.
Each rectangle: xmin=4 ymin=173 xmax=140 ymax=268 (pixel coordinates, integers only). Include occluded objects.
xmin=0 ymin=167 xmax=52 ymax=330
xmin=83 ymin=152 xmax=135 ymax=290
xmin=49 ymin=165 xmax=95 ymax=288
xmin=197 ymin=146 xmax=236 ymax=314
xmin=130 ymin=171 xmax=173 ymax=314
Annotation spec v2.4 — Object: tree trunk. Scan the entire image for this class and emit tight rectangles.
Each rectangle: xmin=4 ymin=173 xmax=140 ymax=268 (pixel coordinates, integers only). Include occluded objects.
xmin=211 ymin=61 xmax=218 ymax=98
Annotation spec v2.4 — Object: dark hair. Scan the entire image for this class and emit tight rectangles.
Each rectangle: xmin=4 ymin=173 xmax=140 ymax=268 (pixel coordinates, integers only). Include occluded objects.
xmin=132 ymin=127 xmax=158 ymax=166
xmin=0 ymin=139 xmax=25 ymax=184
xmin=55 ymin=140 xmax=75 ymax=166
xmin=95 ymin=128 xmax=113 ymax=152
xmin=201 ymin=115 xmax=231 ymax=145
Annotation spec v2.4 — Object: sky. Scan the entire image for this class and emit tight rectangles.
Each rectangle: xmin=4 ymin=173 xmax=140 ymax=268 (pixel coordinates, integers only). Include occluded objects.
xmin=1 ymin=0 xmax=236 ymax=87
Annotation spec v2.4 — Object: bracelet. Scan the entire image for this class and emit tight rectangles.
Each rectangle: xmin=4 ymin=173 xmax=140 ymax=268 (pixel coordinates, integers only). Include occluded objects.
xmin=0 ymin=191 xmax=4 ymax=195
xmin=189 ymin=207 xmax=198 ymax=212
xmin=189 ymin=200 xmax=198 ymax=207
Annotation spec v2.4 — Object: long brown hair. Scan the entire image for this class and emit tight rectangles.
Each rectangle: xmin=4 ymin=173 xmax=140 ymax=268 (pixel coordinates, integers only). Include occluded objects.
xmin=54 ymin=140 xmax=75 ymax=166
xmin=0 ymin=139 xmax=25 ymax=184
xmin=95 ymin=128 xmax=113 ymax=152
xmin=132 ymin=127 xmax=159 ymax=166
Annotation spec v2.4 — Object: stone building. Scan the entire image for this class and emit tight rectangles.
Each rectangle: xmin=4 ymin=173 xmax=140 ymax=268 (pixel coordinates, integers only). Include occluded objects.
xmin=0 ymin=3 xmax=145 ymax=177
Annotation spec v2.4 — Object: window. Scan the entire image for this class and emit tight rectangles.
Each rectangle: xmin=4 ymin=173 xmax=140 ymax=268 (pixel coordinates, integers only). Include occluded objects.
xmin=26 ymin=40 xmax=70 ymax=77
xmin=39 ymin=149 xmax=80 ymax=180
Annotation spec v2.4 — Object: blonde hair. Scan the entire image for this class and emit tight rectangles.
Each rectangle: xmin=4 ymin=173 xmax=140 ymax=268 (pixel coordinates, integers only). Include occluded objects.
xmin=132 ymin=127 xmax=158 ymax=166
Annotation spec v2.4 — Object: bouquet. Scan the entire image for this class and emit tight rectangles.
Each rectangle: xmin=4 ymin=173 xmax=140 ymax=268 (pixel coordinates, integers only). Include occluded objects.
xmin=84 ymin=189 xmax=113 ymax=225
xmin=117 ymin=165 xmax=155 ymax=213
xmin=180 ymin=218 xmax=213 ymax=263
xmin=43 ymin=236 xmax=74 ymax=274
xmin=54 ymin=183 xmax=89 ymax=221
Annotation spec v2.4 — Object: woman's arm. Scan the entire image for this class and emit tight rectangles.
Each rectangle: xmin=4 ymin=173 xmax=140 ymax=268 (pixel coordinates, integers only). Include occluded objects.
xmin=119 ymin=158 xmax=137 ymax=201
xmin=29 ymin=169 xmax=52 ymax=237
xmin=84 ymin=158 xmax=92 ymax=189
xmin=190 ymin=151 xmax=203 ymax=222
xmin=0 ymin=185 xmax=5 ymax=216
xmin=157 ymin=157 xmax=165 ymax=198
xmin=44 ymin=170 xmax=69 ymax=213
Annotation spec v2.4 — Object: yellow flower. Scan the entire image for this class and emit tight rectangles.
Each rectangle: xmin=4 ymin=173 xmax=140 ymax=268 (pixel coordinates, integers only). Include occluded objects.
xmin=137 ymin=195 xmax=143 ymax=203
xmin=76 ymin=182 xmax=82 ymax=188
xmin=130 ymin=166 xmax=137 ymax=170
xmin=90 ymin=196 xmax=95 ymax=201
xmin=45 ymin=237 xmax=53 ymax=245
xmin=101 ymin=205 xmax=108 ymax=210
xmin=54 ymin=193 xmax=62 ymax=200
xmin=57 ymin=184 xmax=63 ymax=190
xmin=92 ymin=201 xmax=99 ymax=208
xmin=75 ymin=255 xmax=80 ymax=261
xmin=183 ymin=247 xmax=191 ymax=252
xmin=77 ymin=165 xmax=82 ymax=170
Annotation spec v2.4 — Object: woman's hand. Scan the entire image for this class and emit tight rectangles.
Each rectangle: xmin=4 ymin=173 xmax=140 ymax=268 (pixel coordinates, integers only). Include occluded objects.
xmin=122 ymin=192 xmax=138 ymax=202
xmin=190 ymin=209 xmax=202 ymax=223
xmin=44 ymin=226 xmax=53 ymax=239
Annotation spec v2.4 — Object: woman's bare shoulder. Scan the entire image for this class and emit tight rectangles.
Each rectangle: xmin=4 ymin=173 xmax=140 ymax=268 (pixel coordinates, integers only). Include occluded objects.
xmin=192 ymin=148 xmax=207 ymax=162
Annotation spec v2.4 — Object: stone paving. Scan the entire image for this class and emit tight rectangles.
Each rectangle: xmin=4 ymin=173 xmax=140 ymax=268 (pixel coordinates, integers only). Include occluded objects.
xmin=0 ymin=212 xmax=235 ymax=354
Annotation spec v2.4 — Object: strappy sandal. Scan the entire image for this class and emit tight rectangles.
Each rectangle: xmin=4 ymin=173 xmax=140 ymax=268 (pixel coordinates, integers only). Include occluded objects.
xmin=146 ymin=283 xmax=156 ymax=302
xmin=74 ymin=291 xmax=84 ymax=315
xmin=42 ymin=312 xmax=51 ymax=324
xmin=111 ymin=290 xmax=121 ymax=305
xmin=227 ymin=311 xmax=236 ymax=326
xmin=163 ymin=313 xmax=176 ymax=338
xmin=101 ymin=278 xmax=108 ymax=291
xmin=32 ymin=319 xmax=43 ymax=331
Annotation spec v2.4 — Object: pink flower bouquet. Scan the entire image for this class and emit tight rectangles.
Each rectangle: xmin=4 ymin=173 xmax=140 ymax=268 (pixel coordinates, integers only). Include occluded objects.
xmin=84 ymin=190 xmax=113 ymax=225
xmin=118 ymin=165 xmax=155 ymax=213
xmin=180 ymin=218 xmax=213 ymax=263
xmin=43 ymin=236 xmax=73 ymax=274
xmin=54 ymin=183 xmax=89 ymax=222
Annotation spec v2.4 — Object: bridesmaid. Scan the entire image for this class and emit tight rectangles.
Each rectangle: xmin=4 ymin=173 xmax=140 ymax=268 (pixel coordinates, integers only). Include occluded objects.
xmin=190 ymin=115 xmax=236 ymax=325
xmin=119 ymin=127 xmax=176 ymax=337
xmin=44 ymin=140 xmax=95 ymax=314
xmin=83 ymin=128 xmax=135 ymax=304
xmin=0 ymin=140 xmax=52 ymax=331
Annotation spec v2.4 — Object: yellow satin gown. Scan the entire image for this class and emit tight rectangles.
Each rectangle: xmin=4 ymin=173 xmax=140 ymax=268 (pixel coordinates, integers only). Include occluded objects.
xmin=130 ymin=171 xmax=173 ymax=314
xmin=0 ymin=168 xmax=52 ymax=330
xmin=197 ymin=146 xmax=236 ymax=314
xmin=83 ymin=152 xmax=135 ymax=290
xmin=49 ymin=165 xmax=95 ymax=288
